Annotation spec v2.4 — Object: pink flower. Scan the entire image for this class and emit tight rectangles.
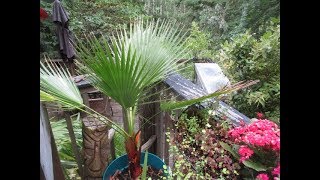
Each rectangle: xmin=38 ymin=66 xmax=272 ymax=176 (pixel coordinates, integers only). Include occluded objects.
xmin=228 ymin=119 xmax=280 ymax=151
xmin=256 ymin=173 xmax=269 ymax=180
xmin=238 ymin=145 xmax=254 ymax=162
xmin=272 ymin=164 xmax=280 ymax=176
xmin=256 ymin=112 xmax=264 ymax=119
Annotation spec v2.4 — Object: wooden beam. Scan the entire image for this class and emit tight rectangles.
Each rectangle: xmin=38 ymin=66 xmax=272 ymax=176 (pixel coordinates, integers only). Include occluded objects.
xmin=140 ymin=85 xmax=159 ymax=154
xmin=40 ymin=103 xmax=54 ymax=180
xmin=40 ymin=164 xmax=46 ymax=180
xmin=64 ymin=112 xmax=84 ymax=179
xmin=88 ymin=98 xmax=104 ymax=102
xmin=40 ymin=103 xmax=65 ymax=180
xmin=141 ymin=135 xmax=157 ymax=152
xmin=50 ymin=125 xmax=67 ymax=180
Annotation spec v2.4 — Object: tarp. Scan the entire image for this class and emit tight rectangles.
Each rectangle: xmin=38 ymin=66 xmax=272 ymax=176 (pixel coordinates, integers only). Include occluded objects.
xmin=52 ymin=0 xmax=75 ymax=60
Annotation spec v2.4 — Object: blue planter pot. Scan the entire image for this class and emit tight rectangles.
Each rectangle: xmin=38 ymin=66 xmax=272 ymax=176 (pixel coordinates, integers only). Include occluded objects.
xmin=103 ymin=152 xmax=166 ymax=180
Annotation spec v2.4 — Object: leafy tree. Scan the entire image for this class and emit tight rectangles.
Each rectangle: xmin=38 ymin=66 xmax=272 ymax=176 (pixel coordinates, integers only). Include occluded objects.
xmin=185 ymin=21 xmax=211 ymax=59
xmin=140 ymin=0 xmax=279 ymax=49
xmin=215 ymin=19 xmax=280 ymax=121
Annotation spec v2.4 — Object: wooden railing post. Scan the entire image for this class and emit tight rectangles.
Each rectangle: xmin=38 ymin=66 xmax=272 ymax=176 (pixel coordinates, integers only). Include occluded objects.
xmin=140 ymin=86 xmax=159 ymax=154
xmin=40 ymin=102 xmax=65 ymax=180
xmin=64 ymin=111 xmax=84 ymax=179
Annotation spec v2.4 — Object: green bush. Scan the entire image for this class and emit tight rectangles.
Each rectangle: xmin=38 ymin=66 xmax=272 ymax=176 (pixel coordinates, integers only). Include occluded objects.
xmin=167 ymin=113 xmax=241 ymax=179
xmin=40 ymin=0 xmax=146 ymax=59
xmin=215 ymin=19 xmax=280 ymax=121
xmin=185 ymin=21 xmax=211 ymax=59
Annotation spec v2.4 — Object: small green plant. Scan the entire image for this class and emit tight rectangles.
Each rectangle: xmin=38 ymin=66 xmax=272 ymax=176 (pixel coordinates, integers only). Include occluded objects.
xmin=178 ymin=113 xmax=200 ymax=136
xmin=168 ymin=110 xmax=241 ymax=179
xmin=185 ymin=21 xmax=212 ymax=59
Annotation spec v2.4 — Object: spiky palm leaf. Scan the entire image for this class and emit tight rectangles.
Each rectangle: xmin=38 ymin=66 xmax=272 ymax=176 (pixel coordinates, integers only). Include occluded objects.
xmin=75 ymin=19 xmax=188 ymax=109
xmin=160 ymin=80 xmax=260 ymax=111
xmin=121 ymin=19 xmax=189 ymax=85
xmin=75 ymin=19 xmax=189 ymax=136
xmin=40 ymin=59 xmax=84 ymax=110
xmin=40 ymin=59 xmax=129 ymax=137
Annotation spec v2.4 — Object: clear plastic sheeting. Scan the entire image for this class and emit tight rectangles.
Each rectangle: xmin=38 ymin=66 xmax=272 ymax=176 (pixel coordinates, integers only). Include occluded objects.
xmin=164 ymin=73 xmax=251 ymax=126
xmin=195 ymin=63 xmax=230 ymax=94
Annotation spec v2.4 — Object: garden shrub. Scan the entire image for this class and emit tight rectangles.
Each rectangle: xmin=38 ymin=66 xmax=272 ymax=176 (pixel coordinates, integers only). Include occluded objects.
xmin=215 ymin=19 xmax=280 ymax=122
xmin=185 ymin=21 xmax=212 ymax=59
xmin=223 ymin=118 xmax=280 ymax=180
xmin=168 ymin=110 xmax=241 ymax=179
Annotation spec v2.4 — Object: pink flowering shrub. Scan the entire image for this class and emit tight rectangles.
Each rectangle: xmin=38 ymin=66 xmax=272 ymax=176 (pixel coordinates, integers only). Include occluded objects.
xmin=256 ymin=173 xmax=269 ymax=180
xmin=272 ymin=164 xmax=280 ymax=176
xmin=238 ymin=145 xmax=254 ymax=162
xmin=227 ymin=117 xmax=280 ymax=179
xmin=228 ymin=119 xmax=280 ymax=151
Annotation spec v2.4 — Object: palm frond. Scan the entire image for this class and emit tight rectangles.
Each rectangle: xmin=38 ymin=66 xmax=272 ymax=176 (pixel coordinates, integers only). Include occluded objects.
xmin=160 ymin=80 xmax=260 ymax=111
xmin=40 ymin=59 xmax=84 ymax=110
xmin=40 ymin=58 xmax=129 ymax=138
xmin=75 ymin=19 xmax=189 ymax=110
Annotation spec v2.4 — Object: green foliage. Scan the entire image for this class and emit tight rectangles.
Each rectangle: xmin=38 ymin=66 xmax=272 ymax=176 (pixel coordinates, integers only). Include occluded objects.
xmin=40 ymin=60 xmax=84 ymax=110
xmin=41 ymin=59 xmax=129 ymax=137
xmin=113 ymin=132 xmax=126 ymax=157
xmin=219 ymin=142 xmax=267 ymax=172
xmin=179 ymin=113 xmax=201 ymax=136
xmin=168 ymin=118 xmax=241 ymax=179
xmin=50 ymin=114 xmax=83 ymax=179
xmin=141 ymin=0 xmax=279 ymax=50
xmin=65 ymin=0 xmax=146 ymax=40
xmin=185 ymin=21 xmax=211 ymax=58
xmin=76 ymin=19 xmax=188 ymax=136
xmin=40 ymin=0 xmax=146 ymax=59
xmin=216 ymin=20 xmax=280 ymax=121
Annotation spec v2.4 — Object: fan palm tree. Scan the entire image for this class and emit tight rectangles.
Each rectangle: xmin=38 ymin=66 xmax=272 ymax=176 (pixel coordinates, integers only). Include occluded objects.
xmin=41 ymin=19 xmax=257 ymax=179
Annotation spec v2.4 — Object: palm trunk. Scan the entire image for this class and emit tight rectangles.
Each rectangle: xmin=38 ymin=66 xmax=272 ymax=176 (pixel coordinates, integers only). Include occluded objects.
xmin=125 ymin=135 xmax=142 ymax=179
xmin=123 ymin=107 xmax=142 ymax=179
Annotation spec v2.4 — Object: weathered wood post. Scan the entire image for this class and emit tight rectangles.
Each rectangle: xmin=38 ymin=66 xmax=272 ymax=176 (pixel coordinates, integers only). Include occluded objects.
xmin=64 ymin=112 xmax=84 ymax=179
xmin=140 ymin=86 xmax=159 ymax=154
xmin=82 ymin=116 xmax=115 ymax=180
xmin=40 ymin=102 xmax=65 ymax=180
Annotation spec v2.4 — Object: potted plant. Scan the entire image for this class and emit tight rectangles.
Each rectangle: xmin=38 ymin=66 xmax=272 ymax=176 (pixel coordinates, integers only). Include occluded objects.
xmin=40 ymin=19 xmax=257 ymax=179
